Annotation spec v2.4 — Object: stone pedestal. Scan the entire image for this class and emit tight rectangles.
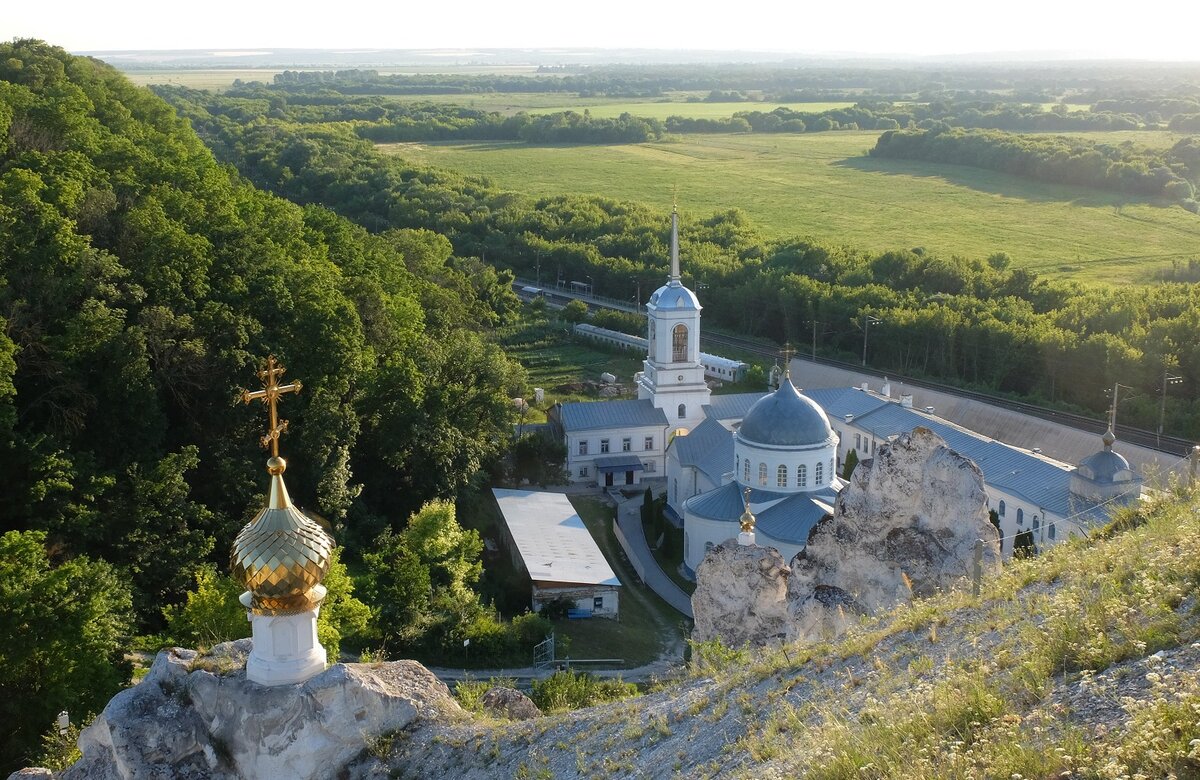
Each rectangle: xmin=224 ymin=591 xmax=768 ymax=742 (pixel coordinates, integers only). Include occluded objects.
xmin=240 ymin=586 xmax=327 ymax=686
xmin=738 ymin=531 xmax=756 ymax=546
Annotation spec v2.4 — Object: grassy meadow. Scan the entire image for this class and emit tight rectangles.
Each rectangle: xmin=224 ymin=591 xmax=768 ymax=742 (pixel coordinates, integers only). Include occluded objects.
xmin=384 ymin=130 xmax=1200 ymax=284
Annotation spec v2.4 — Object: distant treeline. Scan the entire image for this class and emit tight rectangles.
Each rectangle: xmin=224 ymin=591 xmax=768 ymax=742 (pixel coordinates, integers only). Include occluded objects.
xmin=266 ymin=63 xmax=1200 ymax=106
xmin=199 ymin=84 xmax=1156 ymax=146
xmin=871 ymin=128 xmax=1200 ymax=209
xmin=159 ymin=86 xmax=1200 ymax=443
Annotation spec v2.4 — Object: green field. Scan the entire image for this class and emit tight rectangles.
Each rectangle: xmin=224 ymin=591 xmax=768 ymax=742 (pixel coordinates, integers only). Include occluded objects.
xmin=384 ymin=131 xmax=1200 ymax=284
xmin=526 ymin=100 xmax=857 ymax=119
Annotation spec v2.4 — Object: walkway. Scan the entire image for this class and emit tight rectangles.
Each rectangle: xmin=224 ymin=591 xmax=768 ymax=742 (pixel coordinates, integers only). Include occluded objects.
xmin=612 ymin=492 xmax=694 ymax=619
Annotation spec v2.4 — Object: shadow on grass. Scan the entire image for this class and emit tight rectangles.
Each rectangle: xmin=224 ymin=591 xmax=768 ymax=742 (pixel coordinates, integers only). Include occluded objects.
xmin=832 ymin=154 xmax=1161 ymax=209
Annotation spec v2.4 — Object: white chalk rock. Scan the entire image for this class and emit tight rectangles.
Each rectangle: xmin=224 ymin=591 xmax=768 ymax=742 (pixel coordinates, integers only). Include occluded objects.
xmin=691 ymin=541 xmax=791 ymax=647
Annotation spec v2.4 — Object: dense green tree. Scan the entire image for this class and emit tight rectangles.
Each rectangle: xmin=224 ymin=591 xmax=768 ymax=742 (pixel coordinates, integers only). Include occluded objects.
xmin=0 ymin=531 xmax=132 ymax=773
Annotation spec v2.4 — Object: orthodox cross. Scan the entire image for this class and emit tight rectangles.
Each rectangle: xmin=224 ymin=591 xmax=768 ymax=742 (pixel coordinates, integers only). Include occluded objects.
xmin=241 ymin=355 xmax=302 ymax=457
xmin=780 ymin=342 xmax=796 ymax=378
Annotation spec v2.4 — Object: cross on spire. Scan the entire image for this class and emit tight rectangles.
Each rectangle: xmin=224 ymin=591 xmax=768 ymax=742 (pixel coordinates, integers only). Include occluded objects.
xmin=242 ymin=355 xmax=303 ymax=459
xmin=780 ymin=342 xmax=796 ymax=379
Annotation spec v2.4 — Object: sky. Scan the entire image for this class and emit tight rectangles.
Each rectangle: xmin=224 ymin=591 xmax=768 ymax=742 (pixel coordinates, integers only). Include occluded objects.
xmin=4 ymin=0 xmax=1200 ymax=60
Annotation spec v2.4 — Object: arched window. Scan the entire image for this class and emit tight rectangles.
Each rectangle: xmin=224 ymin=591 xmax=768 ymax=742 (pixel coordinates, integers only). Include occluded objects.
xmin=672 ymin=324 xmax=688 ymax=362
xmin=797 ymin=464 xmax=807 ymax=487
xmin=1048 ymin=522 xmax=1056 ymax=540
xmin=1033 ymin=516 xmax=1040 ymax=532
xmin=815 ymin=462 xmax=824 ymax=486
xmin=744 ymin=459 xmax=750 ymax=482
xmin=777 ymin=464 xmax=787 ymax=487
xmin=758 ymin=463 xmax=768 ymax=486
xmin=998 ymin=500 xmax=1006 ymax=517
xmin=1017 ymin=508 xmax=1024 ymax=526
xmin=678 ymin=403 xmax=686 ymax=419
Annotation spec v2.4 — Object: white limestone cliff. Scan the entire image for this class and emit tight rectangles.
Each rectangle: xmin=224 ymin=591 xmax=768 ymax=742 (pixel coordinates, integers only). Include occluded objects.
xmin=692 ymin=427 xmax=1001 ymax=647
xmin=56 ymin=639 xmax=460 ymax=780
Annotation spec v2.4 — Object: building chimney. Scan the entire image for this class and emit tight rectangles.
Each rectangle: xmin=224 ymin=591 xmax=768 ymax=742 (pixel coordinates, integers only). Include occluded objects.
xmin=900 ymin=394 xmax=913 ymax=409
xmin=881 ymin=377 xmax=891 ymax=397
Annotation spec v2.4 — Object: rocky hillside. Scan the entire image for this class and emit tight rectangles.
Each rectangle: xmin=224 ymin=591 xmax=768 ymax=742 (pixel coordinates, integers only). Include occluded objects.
xmin=34 ymin=482 xmax=1200 ymax=780
xmin=374 ymin=484 xmax=1200 ymax=779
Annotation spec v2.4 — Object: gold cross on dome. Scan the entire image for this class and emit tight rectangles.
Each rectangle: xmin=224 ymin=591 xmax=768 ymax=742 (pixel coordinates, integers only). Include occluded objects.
xmin=780 ymin=342 xmax=796 ymax=378
xmin=241 ymin=355 xmax=302 ymax=458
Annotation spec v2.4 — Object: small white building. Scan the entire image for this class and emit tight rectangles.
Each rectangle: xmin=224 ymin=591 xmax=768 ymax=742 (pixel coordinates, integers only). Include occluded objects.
xmin=492 ymin=489 xmax=621 ymax=617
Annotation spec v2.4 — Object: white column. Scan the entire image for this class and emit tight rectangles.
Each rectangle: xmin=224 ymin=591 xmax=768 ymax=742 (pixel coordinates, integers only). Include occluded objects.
xmin=240 ymin=586 xmax=327 ymax=686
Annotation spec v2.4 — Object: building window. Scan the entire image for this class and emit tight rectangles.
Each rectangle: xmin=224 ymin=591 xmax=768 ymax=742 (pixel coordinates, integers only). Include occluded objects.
xmin=622 ymin=437 xmax=631 ymax=452
xmin=672 ymin=324 xmax=688 ymax=362
xmin=1033 ymin=516 xmax=1040 ymax=533
xmin=644 ymin=461 xmax=656 ymax=473
xmin=1048 ymin=523 xmax=1056 ymax=540
xmin=600 ymin=439 xmax=610 ymax=454
xmin=744 ymin=460 xmax=750 ymax=482
xmin=872 ymin=440 xmax=877 ymax=454
xmin=998 ymin=500 xmax=1006 ymax=517
xmin=736 ymin=455 xmax=740 ymax=474
xmin=578 ymin=440 xmax=588 ymax=456
xmin=777 ymin=464 xmax=787 ymax=487
xmin=815 ymin=462 xmax=824 ymax=486
xmin=705 ymin=541 xmax=714 ymax=553
xmin=798 ymin=464 xmax=807 ymax=487
xmin=673 ymin=478 xmax=678 ymax=503
xmin=1017 ymin=508 xmax=1024 ymax=526
xmin=644 ymin=435 xmax=654 ymax=450
xmin=579 ymin=466 xmax=588 ymax=477
xmin=855 ymin=434 xmax=861 ymax=449
xmin=678 ymin=403 xmax=686 ymax=419
xmin=758 ymin=463 xmax=768 ymax=486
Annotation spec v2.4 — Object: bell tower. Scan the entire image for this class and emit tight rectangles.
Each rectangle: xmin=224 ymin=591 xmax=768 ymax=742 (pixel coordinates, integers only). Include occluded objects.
xmin=636 ymin=205 xmax=710 ymax=431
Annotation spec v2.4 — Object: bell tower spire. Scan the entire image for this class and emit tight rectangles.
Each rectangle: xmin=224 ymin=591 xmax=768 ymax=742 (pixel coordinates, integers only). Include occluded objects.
xmin=669 ymin=201 xmax=681 ymax=282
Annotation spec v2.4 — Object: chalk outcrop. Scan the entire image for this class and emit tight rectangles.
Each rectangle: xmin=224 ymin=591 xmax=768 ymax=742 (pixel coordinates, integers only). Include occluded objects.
xmin=480 ymin=686 xmax=542 ymax=721
xmin=691 ymin=427 xmax=1001 ymax=647
xmin=60 ymin=640 xmax=459 ymax=780
xmin=692 ymin=542 xmax=792 ymax=646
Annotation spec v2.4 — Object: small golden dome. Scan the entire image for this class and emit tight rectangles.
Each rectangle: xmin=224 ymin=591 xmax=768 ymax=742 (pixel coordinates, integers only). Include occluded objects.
xmin=230 ymin=465 xmax=335 ymax=615
xmin=739 ymin=486 xmax=756 ymax=534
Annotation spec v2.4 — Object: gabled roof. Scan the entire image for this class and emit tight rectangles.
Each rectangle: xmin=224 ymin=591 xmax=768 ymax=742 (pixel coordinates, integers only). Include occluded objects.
xmin=803 ymin=386 xmax=891 ymax=421
xmin=703 ymin=392 xmax=766 ymax=422
xmin=560 ymin=399 xmax=668 ymax=432
xmin=850 ymin=403 xmax=1075 ymax=516
xmin=492 ymin=489 xmax=621 ymax=587
xmin=672 ymin=416 xmax=734 ymax=484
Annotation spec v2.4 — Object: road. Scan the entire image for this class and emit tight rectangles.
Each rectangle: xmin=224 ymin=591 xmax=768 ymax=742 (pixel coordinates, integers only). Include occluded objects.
xmin=612 ymin=491 xmax=694 ymax=619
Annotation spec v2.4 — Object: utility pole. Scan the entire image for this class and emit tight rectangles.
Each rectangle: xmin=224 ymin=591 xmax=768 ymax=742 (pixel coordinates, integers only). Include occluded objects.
xmin=806 ymin=320 xmax=822 ymax=360
xmin=535 ymin=250 xmax=542 ymax=286
xmin=860 ymin=315 xmax=882 ymax=367
xmin=1158 ymin=369 xmax=1183 ymax=448
xmin=1106 ymin=381 xmax=1135 ymax=435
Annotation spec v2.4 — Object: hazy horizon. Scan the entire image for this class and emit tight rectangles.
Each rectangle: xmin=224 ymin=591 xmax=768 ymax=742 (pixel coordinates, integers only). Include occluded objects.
xmin=7 ymin=0 xmax=1200 ymax=63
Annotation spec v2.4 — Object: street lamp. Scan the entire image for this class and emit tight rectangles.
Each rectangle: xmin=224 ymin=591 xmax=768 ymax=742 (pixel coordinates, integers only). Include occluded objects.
xmin=1158 ymin=370 xmax=1183 ymax=447
xmin=632 ymin=278 xmax=641 ymax=313
xmin=587 ymin=275 xmax=594 ymax=298
xmin=860 ymin=314 xmax=882 ymax=367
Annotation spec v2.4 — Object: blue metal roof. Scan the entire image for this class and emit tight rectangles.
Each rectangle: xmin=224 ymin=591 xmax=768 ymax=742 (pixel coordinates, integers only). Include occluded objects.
xmin=803 ymin=386 xmax=891 ymax=421
xmin=850 ymin=404 xmax=1074 ymax=516
xmin=704 ymin=392 xmax=766 ymax=422
xmin=686 ymin=481 xmax=788 ymax=522
xmin=673 ymin=416 xmax=735 ymax=484
xmin=593 ymin=455 xmax=645 ymax=472
xmin=738 ymin=380 xmax=834 ymax=447
xmin=756 ymin=494 xmax=834 ymax=545
xmin=560 ymin=399 xmax=668 ymax=432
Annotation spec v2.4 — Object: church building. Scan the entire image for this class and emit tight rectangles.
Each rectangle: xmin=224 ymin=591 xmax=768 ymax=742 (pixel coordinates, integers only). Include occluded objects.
xmin=556 ymin=206 xmax=711 ymax=487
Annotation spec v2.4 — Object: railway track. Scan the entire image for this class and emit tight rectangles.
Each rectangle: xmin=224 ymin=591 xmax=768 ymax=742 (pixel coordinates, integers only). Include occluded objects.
xmin=512 ymin=278 xmax=1195 ymax=456
xmin=701 ymin=331 xmax=1195 ymax=457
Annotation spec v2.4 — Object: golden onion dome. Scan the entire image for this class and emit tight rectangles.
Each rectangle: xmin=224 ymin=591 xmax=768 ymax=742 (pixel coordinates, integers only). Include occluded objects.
xmin=231 ymin=456 xmax=335 ymax=615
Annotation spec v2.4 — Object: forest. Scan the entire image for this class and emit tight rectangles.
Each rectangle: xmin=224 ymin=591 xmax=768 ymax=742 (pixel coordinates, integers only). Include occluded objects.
xmin=871 ymin=128 xmax=1200 ymax=207
xmin=0 ymin=41 xmax=542 ymax=771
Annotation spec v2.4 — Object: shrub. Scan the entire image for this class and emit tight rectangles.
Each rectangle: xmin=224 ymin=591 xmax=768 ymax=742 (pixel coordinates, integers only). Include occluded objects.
xmin=530 ymin=669 xmax=637 ymax=712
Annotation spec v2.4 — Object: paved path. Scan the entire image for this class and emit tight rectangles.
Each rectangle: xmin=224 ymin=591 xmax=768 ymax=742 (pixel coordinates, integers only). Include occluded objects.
xmin=612 ymin=494 xmax=694 ymax=619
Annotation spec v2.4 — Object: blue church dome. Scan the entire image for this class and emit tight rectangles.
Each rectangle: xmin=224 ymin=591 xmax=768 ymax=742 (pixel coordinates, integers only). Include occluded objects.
xmin=737 ymin=379 xmax=834 ymax=447
xmin=648 ymin=280 xmax=700 ymax=311
xmin=1077 ymin=448 xmax=1131 ymax=483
